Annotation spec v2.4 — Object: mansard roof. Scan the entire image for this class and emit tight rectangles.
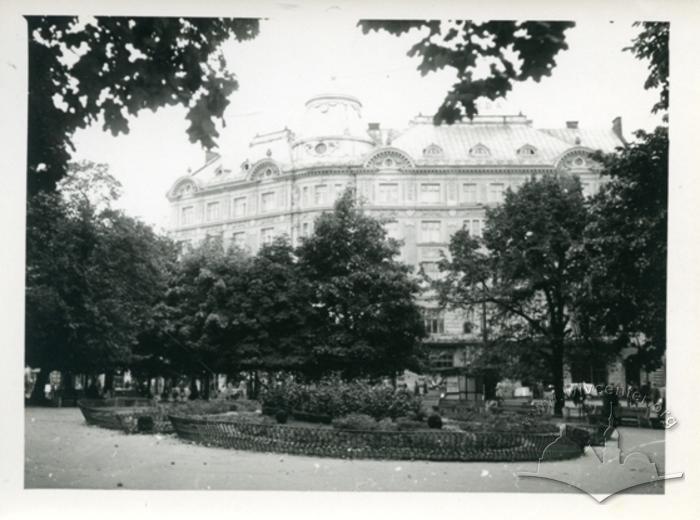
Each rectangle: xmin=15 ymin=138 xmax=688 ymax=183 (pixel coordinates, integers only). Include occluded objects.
xmin=174 ymin=102 xmax=624 ymax=192
xmin=391 ymin=116 xmax=620 ymax=166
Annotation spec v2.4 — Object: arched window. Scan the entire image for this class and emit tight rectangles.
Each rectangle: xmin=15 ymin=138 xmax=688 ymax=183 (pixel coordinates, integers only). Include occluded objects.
xmin=365 ymin=148 xmax=413 ymax=169
xmin=250 ymin=160 xmax=281 ymax=180
xmin=469 ymin=144 xmax=490 ymax=157
xmin=517 ymin=144 xmax=538 ymax=156
xmin=423 ymin=143 xmax=444 ymax=157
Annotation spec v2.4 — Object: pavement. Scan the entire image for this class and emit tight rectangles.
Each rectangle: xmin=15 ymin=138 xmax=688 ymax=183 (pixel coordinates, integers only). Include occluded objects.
xmin=25 ymin=407 xmax=668 ymax=496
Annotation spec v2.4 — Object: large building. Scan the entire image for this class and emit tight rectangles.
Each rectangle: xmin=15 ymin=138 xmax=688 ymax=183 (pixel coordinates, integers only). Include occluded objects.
xmin=166 ymin=93 xmax=628 ymax=396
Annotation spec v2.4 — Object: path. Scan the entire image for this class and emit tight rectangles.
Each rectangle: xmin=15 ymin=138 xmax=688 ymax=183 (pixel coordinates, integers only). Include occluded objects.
xmin=25 ymin=407 xmax=666 ymax=496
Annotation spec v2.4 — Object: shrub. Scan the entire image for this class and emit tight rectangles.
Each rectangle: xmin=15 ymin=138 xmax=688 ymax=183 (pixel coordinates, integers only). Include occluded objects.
xmin=167 ymin=399 xmax=237 ymax=416
xmin=427 ymin=413 xmax=443 ymax=429
xmin=395 ymin=417 xmax=425 ymax=431
xmin=458 ymin=412 xmax=558 ymax=433
xmin=331 ymin=413 xmax=379 ymax=431
xmin=377 ymin=418 xmax=398 ymax=431
xmin=275 ymin=410 xmax=289 ymax=424
xmin=260 ymin=378 xmax=422 ymax=420
xmin=413 ymin=409 xmax=427 ymax=422
xmin=232 ymin=399 xmax=260 ymax=412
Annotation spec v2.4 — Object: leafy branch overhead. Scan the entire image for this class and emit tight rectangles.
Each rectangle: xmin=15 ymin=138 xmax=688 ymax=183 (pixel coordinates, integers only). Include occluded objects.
xmin=358 ymin=20 xmax=574 ymax=123
xmin=624 ymin=22 xmax=669 ymax=115
xmin=27 ymin=16 xmax=260 ymax=195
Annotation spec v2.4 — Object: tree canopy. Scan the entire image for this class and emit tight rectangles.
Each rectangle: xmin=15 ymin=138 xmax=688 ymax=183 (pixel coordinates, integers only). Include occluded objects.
xmin=436 ymin=175 xmax=593 ymax=414
xmin=625 ymin=22 xmax=669 ymax=116
xmin=297 ymin=190 xmax=427 ymax=378
xmin=358 ymin=20 xmax=574 ymax=123
xmin=147 ymin=190 xmax=426 ymax=382
xmin=26 ymin=16 xmax=259 ymax=195
xmin=583 ymin=127 xmax=668 ymax=370
xmin=25 ymin=161 xmax=176 ymax=399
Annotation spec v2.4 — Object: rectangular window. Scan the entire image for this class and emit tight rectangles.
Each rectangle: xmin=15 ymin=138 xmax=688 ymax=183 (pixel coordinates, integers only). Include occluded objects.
xmin=302 ymin=222 xmax=310 ymax=237
xmin=489 ymin=183 xmax=505 ymax=203
xmin=378 ymin=183 xmax=399 ymax=204
xmin=334 ymin=183 xmax=344 ymax=201
xmin=261 ymin=227 xmax=275 ymax=245
xmin=233 ymin=197 xmax=247 ymax=217
xmin=261 ymin=192 xmax=276 ymax=213
xmin=421 ymin=221 xmax=441 ymax=243
xmin=470 ymin=219 xmax=482 ymax=237
xmin=314 ymin=184 xmax=327 ymax=205
xmin=420 ymin=183 xmax=441 ymax=204
xmin=181 ymin=206 xmax=194 ymax=226
xmin=302 ymin=186 xmax=309 ymax=206
xmin=423 ymin=310 xmax=445 ymax=334
xmin=430 ymin=352 xmax=453 ymax=369
xmin=463 ymin=183 xmax=478 ymax=203
xmin=206 ymin=201 xmax=220 ymax=222
xmin=421 ymin=262 xmax=440 ymax=275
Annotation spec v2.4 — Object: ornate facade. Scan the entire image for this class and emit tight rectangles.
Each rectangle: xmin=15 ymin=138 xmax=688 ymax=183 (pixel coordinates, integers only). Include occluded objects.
xmin=166 ymin=94 xmax=625 ymax=391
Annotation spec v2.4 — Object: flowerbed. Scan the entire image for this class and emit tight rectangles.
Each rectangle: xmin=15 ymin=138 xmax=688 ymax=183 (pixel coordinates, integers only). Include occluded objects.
xmin=457 ymin=413 xmax=560 ymax=434
xmin=168 ymin=413 xmax=585 ymax=462
xmin=78 ymin=398 xmax=260 ymax=434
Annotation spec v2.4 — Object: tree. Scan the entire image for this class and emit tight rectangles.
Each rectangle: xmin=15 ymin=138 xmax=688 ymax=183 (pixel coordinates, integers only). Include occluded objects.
xmin=436 ymin=175 xmax=593 ymax=415
xmin=583 ymin=127 xmax=668 ymax=371
xmin=25 ymin=161 xmax=176 ymax=401
xmin=297 ymin=190 xmax=426 ymax=379
xmin=227 ymin=239 xmax=321 ymax=376
xmin=154 ymin=238 xmax=247 ymax=395
xmin=580 ymin=21 xmax=668 ymax=373
xmin=26 ymin=16 xmax=259 ymax=195
xmin=358 ymin=20 xmax=574 ymax=123
xmin=625 ymin=22 xmax=669 ymax=116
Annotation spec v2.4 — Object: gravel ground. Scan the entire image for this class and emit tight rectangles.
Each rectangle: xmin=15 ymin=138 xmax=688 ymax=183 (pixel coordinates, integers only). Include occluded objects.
xmin=25 ymin=407 xmax=667 ymax=496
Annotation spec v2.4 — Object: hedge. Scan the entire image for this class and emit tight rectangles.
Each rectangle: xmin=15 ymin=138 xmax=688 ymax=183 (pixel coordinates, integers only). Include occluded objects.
xmin=168 ymin=413 xmax=587 ymax=462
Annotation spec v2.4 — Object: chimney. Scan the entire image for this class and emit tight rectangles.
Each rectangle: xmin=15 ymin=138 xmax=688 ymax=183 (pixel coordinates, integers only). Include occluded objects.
xmin=367 ymin=122 xmax=381 ymax=144
xmin=612 ymin=117 xmax=626 ymax=144
xmin=566 ymin=121 xmax=579 ymax=129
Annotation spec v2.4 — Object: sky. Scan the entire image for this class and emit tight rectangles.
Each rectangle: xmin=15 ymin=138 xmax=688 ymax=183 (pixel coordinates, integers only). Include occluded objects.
xmin=70 ymin=17 xmax=663 ymax=231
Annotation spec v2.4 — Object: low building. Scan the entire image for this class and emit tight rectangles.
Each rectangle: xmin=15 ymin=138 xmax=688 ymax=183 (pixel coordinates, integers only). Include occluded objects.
xmin=166 ymin=93 xmax=630 ymax=397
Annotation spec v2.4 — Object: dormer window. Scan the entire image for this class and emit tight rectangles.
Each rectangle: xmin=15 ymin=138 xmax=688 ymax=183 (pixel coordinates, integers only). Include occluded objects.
xmin=469 ymin=144 xmax=490 ymax=157
xmin=423 ymin=143 xmax=444 ymax=157
xmin=517 ymin=144 xmax=538 ymax=156
xmin=176 ymin=182 xmax=194 ymax=197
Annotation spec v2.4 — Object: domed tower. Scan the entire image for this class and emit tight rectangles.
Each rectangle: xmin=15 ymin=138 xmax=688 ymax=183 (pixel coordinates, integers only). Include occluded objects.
xmin=291 ymin=93 xmax=375 ymax=165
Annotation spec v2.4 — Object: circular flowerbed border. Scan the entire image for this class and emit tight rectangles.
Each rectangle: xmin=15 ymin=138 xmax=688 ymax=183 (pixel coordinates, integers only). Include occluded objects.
xmin=168 ymin=414 xmax=588 ymax=462
xmin=78 ymin=399 xmax=174 ymax=434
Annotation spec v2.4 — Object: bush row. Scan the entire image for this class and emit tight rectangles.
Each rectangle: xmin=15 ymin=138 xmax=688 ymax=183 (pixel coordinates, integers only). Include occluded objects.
xmin=261 ymin=379 xmax=423 ymax=420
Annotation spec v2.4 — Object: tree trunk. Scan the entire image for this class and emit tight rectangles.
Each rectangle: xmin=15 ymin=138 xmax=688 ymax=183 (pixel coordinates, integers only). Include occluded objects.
xmin=202 ymin=372 xmax=210 ymax=400
xmin=551 ymin=339 xmax=565 ymax=417
xmin=104 ymin=372 xmax=114 ymax=393
xmin=252 ymin=371 xmax=259 ymax=400
xmin=28 ymin=367 xmax=50 ymax=405
xmin=189 ymin=376 xmax=200 ymax=400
